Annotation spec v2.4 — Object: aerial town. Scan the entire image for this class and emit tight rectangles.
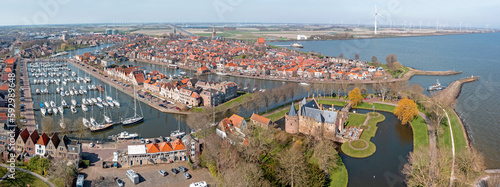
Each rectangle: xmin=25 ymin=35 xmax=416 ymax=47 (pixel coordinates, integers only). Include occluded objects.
xmin=0 ymin=1 xmax=498 ymax=186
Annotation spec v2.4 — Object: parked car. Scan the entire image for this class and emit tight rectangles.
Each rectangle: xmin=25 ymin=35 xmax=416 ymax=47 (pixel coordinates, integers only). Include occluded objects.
xmin=158 ymin=170 xmax=168 ymax=176
xmin=171 ymin=168 xmax=180 ymax=175
xmin=184 ymin=173 xmax=191 ymax=179
xmin=115 ymin=177 xmax=124 ymax=187
xmin=178 ymin=166 xmax=188 ymax=172
xmin=140 ymin=138 xmax=145 ymax=144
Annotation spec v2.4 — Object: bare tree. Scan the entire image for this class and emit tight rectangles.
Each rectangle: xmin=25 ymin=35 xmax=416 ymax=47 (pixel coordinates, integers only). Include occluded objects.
xmin=377 ymin=80 xmax=389 ymax=102
xmin=386 ymin=53 xmax=398 ymax=70
xmin=312 ymin=139 xmax=338 ymax=173
xmin=271 ymin=89 xmax=280 ymax=108
xmin=288 ymin=83 xmax=298 ymax=101
xmin=454 ymin=148 xmax=486 ymax=184
xmin=402 ymin=146 xmax=451 ymax=187
xmin=41 ymin=117 xmax=54 ymax=134
xmin=74 ymin=117 xmax=86 ymax=141
xmin=303 ymin=84 xmax=313 ymax=98
xmin=338 ymin=53 xmax=344 ymax=58
xmin=340 ymin=81 xmax=350 ymax=98
xmin=354 ymin=53 xmax=359 ymax=60
xmin=371 ymin=56 xmax=379 ymax=66
xmin=261 ymin=93 xmax=271 ymax=112
xmin=278 ymin=143 xmax=309 ymax=187
xmin=321 ymin=83 xmax=329 ymax=97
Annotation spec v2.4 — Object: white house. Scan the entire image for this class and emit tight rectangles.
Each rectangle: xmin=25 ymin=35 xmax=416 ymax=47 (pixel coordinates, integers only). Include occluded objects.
xmin=35 ymin=133 xmax=50 ymax=157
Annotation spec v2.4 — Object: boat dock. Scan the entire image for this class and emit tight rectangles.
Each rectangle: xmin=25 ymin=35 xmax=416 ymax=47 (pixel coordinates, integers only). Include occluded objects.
xmin=66 ymin=59 xmax=189 ymax=115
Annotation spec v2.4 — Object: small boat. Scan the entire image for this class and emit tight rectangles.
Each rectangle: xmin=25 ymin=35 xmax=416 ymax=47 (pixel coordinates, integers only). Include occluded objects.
xmin=82 ymin=118 xmax=90 ymax=128
xmin=44 ymin=102 xmax=50 ymax=108
xmin=170 ymin=130 xmax=185 ymax=138
xmin=91 ymin=98 xmax=98 ymax=103
xmin=216 ymin=72 xmax=229 ymax=76
xmin=60 ymin=91 xmax=65 ymax=97
xmin=291 ymin=43 xmax=303 ymax=48
xmin=70 ymin=105 xmax=77 ymax=114
xmin=102 ymin=102 xmax=109 ymax=108
xmin=81 ymin=104 xmax=88 ymax=112
xmin=96 ymin=103 xmax=104 ymax=109
xmin=70 ymin=90 xmax=74 ymax=96
xmin=58 ymin=106 xmax=64 ymax=114
xmin=40 ymin=108 xmax=46 ymax=116
xmin=71 ymin=99 xmax=77 ymax=106
xmin=47 ymin=108 xmax=53 ymax=115
xmin=89 ymin=123 xmax=113 ymax=132
xmin=61 ymin=100 xmax=67 ymax=107
xmin=59 ymin=120 xmax=66 ymax=129
xmin=97 ymin=97 xmax=103 ymax=103
xmin=113 ymin=100 xmax=120 ymax=107
xmin=168 ymin=64 xmax=179 ymax=69
xmin=40 ymin=102 xmax=44 ymax=108
xmin=85 ymin=77 xmax=91 ymax=82
xmin=104 ymin=115 xmax=113 ymax=124
xmin=72 ymin=72 xmax=77 ymax=77
xmin=106 ymin=96 xmax=113 ymax=101
xmin=56 ymin=87 xmax=60 ymax=93
xmin=107 ymin=101 xmax=114 ymax=108
xmin=50 ymin=101 xmax=56 ymax=108
xmin=117 ymin=131 xmax=138 ymax=139
xmin=300 ymin=82 xmax=310 ymax=86
xmin=427 ymin=79 xmax=445 ymax=91
xmin=36 ymin=88 xmax=41 ymax=94
xmin=82 ymin=98 xmax=88 ymax=105
xmin=52 ymin=107 xmax=58 ymax=115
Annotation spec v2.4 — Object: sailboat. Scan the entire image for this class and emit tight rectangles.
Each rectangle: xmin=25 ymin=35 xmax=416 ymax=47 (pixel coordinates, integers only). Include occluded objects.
xmin=40 ymin=108 xmax=46 ymax=116
xmin=70 ymin=105 xmax=77 ymax=114
xmin=61 ymin=99 xmax=67 ymax=108
xmin=81 ymin=104 xmax=88 ymax=112
xmin=170 ymin=119 xmax=185 ymax=137
xmin=122 ymin=83 xmax=144 ymax=125
xmin=82 ymin=118 xmax=90 ymax=128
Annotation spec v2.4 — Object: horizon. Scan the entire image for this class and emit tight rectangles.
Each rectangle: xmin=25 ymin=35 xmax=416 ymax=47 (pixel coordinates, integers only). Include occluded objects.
xmin=1 ymin=0 xmax=499 ymax=29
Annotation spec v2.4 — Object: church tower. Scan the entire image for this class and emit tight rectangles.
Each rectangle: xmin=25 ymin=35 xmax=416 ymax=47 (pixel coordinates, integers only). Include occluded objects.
xmin=212 ymin=26 xmax=216 ymax=39
xmin=285 ymin=102 xmax=299 ymax=134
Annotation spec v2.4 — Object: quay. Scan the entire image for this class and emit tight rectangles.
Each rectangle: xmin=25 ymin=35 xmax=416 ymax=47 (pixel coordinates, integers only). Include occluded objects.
xmin=20 ymin=59 xmax=36 ymax=131
xmin=65 ymin=59 xmax=190 ymax=115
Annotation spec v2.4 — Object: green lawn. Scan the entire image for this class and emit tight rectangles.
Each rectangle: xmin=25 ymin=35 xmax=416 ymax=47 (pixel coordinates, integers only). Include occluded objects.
xmin=355 ymin=102 xmax=396 ymax=112
xmin=446 ymin=108 xmax=468 ymax=152
xmin=194 ymin=32 xmax=234 ymax=37
xmin=194 ymin=92 xmax=252 ymax=113
xmin=341 ymin=112 xmax=385 ymax=158
xmin=317 ymin=99 xmax=348 ymax=107
xmin=410 ymin=115 xmax=430 ymax=149
xmin=264 ymin=103 xmax=300 ymax=122
xmin=0 ymin=167 xmax=7 ymax=177
xmin=0 ymin=171 xmax=49 ymax=187
xmin=344 ymin=113 xmax=367 ymax=127
xmin=329 ymin=155 xmax=348 ymax=187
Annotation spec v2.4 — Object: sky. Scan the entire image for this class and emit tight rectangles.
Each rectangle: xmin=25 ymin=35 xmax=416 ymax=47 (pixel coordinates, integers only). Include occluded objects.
xmin=1 ymin=0 xmax=499 ymax=29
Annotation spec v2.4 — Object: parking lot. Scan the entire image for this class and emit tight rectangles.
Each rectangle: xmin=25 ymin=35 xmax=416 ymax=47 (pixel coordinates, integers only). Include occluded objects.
xmin=82 ymin=161 xmax=214 ymax=187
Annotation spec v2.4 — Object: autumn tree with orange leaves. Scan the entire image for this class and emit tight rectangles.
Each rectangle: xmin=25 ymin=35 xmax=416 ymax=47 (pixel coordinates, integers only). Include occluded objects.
xmin=394 ymin=98 xmax=419 ymax=125
xmin=348 ymin=87 xmax=363 ymax=107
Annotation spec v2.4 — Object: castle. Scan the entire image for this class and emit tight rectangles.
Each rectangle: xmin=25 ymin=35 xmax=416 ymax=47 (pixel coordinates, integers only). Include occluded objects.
xmin=285 ymin=97 xmax=348 ymax=141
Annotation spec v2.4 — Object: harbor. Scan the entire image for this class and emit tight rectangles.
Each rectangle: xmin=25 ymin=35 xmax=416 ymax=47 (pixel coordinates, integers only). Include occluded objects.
xmin=26 ymin=58 xmax=191 ymax=141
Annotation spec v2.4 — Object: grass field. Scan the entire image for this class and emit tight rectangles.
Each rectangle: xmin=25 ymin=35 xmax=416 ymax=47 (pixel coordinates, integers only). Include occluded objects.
xmin=317 ymin=99 xmax=348 ymax=107
xmin=329 ymin=155 xmax=348 ymax=187
xmin=264 ymin=103 xmax=300 ymax=122
xmin=446 ymin=108 xmax=468 ymax=152
xmin=344 ymin=113 xmax=367 ymax=127
xmin=0 ymin=171 xmax=49 ymax=187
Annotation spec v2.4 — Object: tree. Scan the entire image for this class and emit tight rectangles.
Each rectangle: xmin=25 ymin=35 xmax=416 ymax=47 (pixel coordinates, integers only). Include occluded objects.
xmin=186 ymin=113 xmax=211 ymax=138
xmin=261 ymin=93 xmax=271 ymax=112
xmin=278 ymin=142 xmax=308 ymax=187
xmin=74 ymin=117 xmax=87 ymax=141
xmin=386 ymin=53 xmax=398 ymax=69
xmin=321 ymin=83 xmax=329 ymax=97
xmin=338 ymin=53 xmax=344 ymax=58
xmin=312 ymin=139 xmax=338 ymax=172
xmin=348 ymin=87 xmax=363 ymax=107
xmin=60 ymin=43 xmax=67 ymax=51
xmin=308 ymin=164 xmax=326 ymax=187
xmin=402 ymin=147 xmax=451 ymax=187
xmin=354 ymin=53 xmax=360 ymax=60
xmin=271 ymin=90 xmax=280 ymax=108
xmin=371 ymin=56 xmax=378 ymax=65
xmin=394 ymin=98 xmax=418 ymax=125
xmin=288 ymin=83 xmax=298 ymax=101
xmin=454 ymin=148 xmax=485 ymax=184
xmin=303 ymin=84 xmax=313 ymax=98
xmin=377 ymin=80 xmax=389 ymax=102
xmin=41 ymin=116 xmax=54 ymax=134
xmin=47 ymin=160 xmax=78 ymax=187
xmin=340 ymin=81 xmax=350 ymax=98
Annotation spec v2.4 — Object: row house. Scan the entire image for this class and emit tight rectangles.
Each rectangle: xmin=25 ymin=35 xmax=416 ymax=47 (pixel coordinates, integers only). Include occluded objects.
xmin=14 ymin=129 xmax=81 ymax=162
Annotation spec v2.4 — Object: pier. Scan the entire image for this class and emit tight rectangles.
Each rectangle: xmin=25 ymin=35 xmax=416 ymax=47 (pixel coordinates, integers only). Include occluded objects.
xmin=20 ymin=59 xmax=37 ymax=131
xmin=435 ymin=76 xmax=479 ymax=106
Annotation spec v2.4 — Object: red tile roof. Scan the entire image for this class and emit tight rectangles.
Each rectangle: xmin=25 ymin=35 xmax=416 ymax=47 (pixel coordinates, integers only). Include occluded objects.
xmin=36 ymin=133 xmax=50 ymax=146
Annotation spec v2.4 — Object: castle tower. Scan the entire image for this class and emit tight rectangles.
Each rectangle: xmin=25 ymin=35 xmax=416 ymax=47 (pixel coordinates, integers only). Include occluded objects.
xmin=212 ymin=26 xmax=216 ymax=39
xmin=285 ymin=102 xmax=299 ymax=134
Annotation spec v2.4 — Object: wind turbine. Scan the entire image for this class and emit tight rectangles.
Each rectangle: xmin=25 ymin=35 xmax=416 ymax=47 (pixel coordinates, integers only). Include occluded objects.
xmin=436 ymin=19 xmax=439 ymax=31
xmin=419 ymin=20 xmax=422 ymax=29
xmin=459 ymin=21 xmax=462 ymax=31
xmin=371 ymin=5 xmax=385 ymax=35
